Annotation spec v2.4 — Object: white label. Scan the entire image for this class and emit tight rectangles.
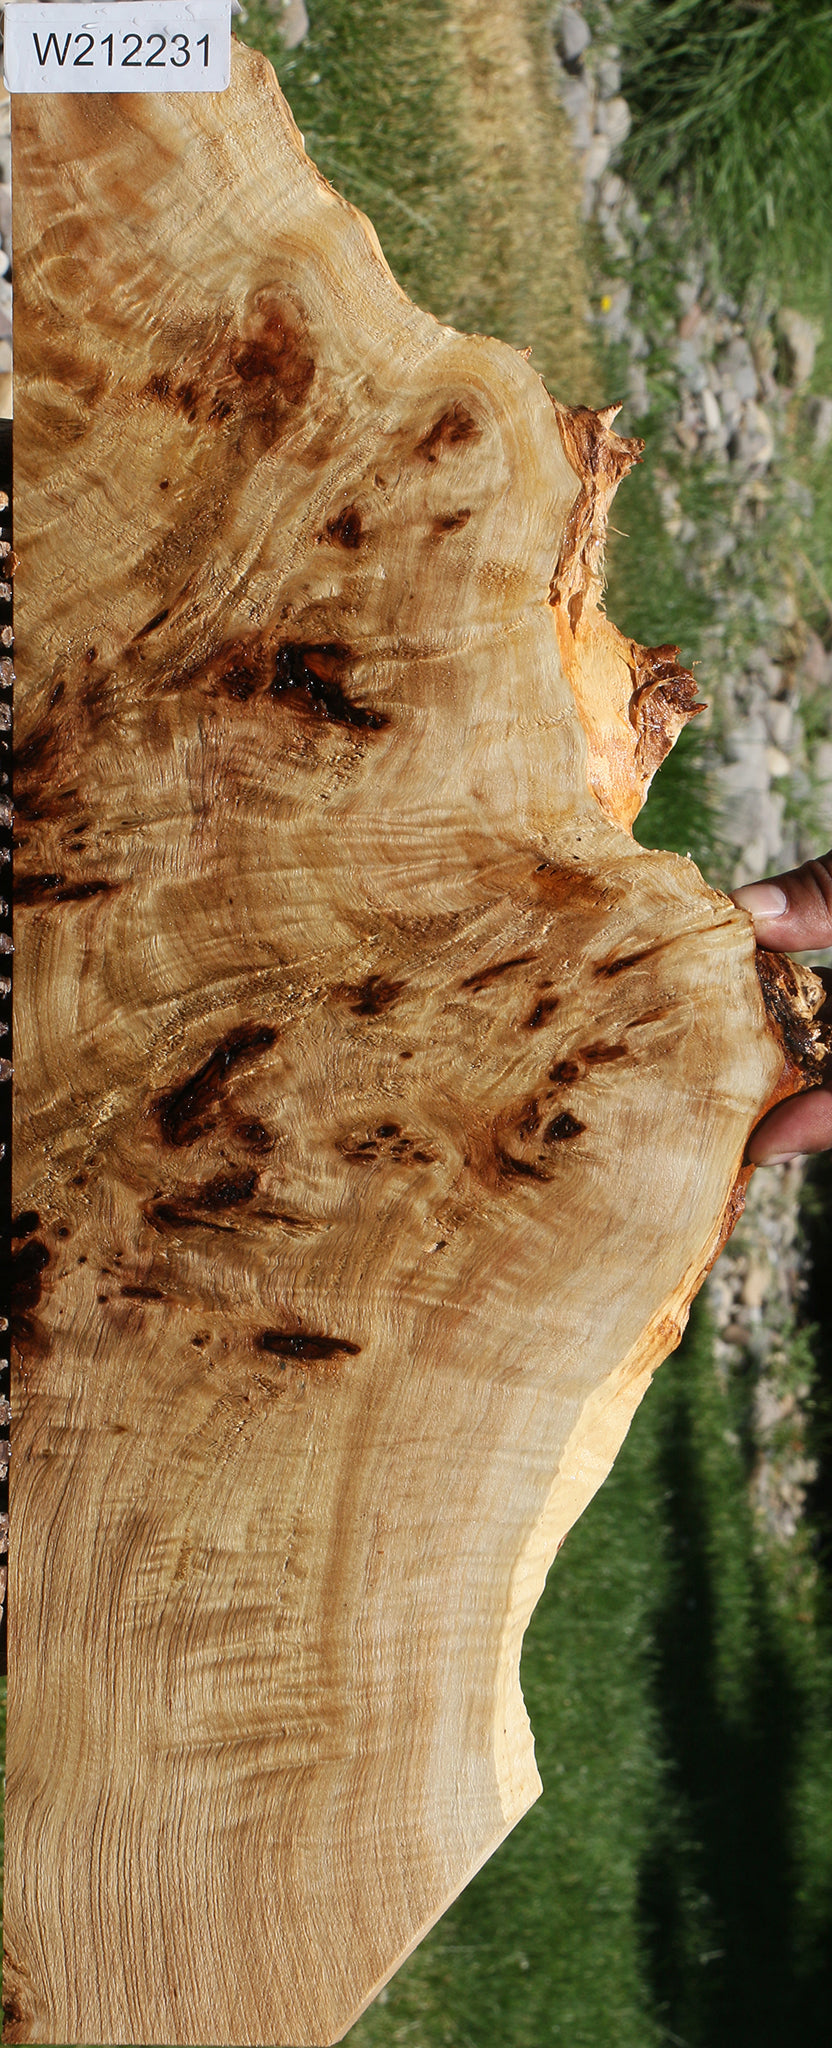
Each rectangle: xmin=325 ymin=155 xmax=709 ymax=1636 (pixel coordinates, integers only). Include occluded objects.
xmin=3 ymin=3 xmax=231 ymax=92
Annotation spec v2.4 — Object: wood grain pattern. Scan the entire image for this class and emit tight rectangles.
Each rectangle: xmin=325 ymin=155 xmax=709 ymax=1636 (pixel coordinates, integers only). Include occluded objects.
xmin=6 ymin=42 xmax=827 ymax=2047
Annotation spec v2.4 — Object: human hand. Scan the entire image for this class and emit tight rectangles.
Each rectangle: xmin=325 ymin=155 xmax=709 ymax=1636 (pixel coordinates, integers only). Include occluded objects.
xmin=732 ymin=856 xmax=832 ymax=1164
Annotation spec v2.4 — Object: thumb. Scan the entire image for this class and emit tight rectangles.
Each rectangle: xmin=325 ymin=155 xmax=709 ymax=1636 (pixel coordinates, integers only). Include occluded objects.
xmin=731 ymin=854 xmax=832 ymax=952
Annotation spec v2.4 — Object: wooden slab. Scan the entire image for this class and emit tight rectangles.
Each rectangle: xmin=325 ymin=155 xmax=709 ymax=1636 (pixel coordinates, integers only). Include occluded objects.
xmin=6 ymin=40 xmax=826 ymax=2047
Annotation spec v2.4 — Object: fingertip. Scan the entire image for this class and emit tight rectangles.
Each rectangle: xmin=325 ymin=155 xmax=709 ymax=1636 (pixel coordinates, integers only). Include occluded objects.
xmin=731 ymin=882 xmax=788 ymax=924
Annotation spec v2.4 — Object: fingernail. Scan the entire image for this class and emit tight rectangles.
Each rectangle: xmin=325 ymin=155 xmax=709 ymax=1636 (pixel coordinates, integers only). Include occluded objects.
xmin=756 ymin=1152 xmax=801 ymax=1167
xmin=732 ymin=882 xmax=788 ymax=921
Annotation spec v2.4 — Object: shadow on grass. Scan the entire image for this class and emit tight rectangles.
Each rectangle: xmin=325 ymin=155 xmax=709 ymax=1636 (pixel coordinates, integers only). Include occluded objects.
xmin=639 ymin=1345 xmax=832 ymax=2047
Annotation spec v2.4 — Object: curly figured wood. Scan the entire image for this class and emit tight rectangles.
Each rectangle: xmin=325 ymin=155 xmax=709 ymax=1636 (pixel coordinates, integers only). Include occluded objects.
xmin=6 ymin=42 xmax=827 ymax=2048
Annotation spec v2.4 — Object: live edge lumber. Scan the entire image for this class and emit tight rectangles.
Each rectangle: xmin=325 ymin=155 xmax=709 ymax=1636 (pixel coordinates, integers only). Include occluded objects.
xmin=6 ymin=40 xmax=827 ymax=2048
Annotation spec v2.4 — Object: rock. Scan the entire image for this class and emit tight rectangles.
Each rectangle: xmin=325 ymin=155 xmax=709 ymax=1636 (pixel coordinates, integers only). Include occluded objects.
xmin=674 ymin=420 xmax=701 ymax=454
xmin=719 ymin=335 xmax=758 ymax=405
xmin=675 ymin=336 xmax=708 ymax=394
xmin=776 ymin=307 xmax=820 ymax=388
xmin=678 ymin=302 xmax=705 ymax=341
xmin=731 ymin=401 xmax=775 ymax=471
xmin=743 ymin=1259 xmax=771 ymax=1312
xmin=600 ymin=215 xmax=629 ymax=260
xmin=701 ymin=385 xmax=722 ymax=435
xmin=599 ymin=170 xmax=625 ymax=210
xmin=717 ymin=379 xmax=744 ymax=430
xmin=558 ymin=73 xmax=595 ymax=149
xmin=812 ymin=742 xmax=832 ymax=824
xmin=626 ymin=359 xmax=650 ymax=419
xmin=800 ymin=629 xmax=832 ymax=689
xmin=596 ymin=53 xmax=622 ymax=98
xmin=557 ymin=4 xmax=591 ymax=65
xmin=766 ymin=700 xmax=794 ymax=751
xmin=748 ymin=322 xmax=776 ymax=378
xmin=806 ymin=393 xmax=832 ymax=453
xmin=595 ymin=94 xmax=631 ymax=148
xmin=582 ymin=132 xmax=613 ymax=197
xmin=264 ymin=0 xmax=309 ymax=45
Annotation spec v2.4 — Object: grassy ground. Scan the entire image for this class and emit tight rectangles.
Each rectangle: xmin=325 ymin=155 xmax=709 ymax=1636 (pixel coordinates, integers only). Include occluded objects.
xmin=613 ymin=0 xmax=832 ymax=302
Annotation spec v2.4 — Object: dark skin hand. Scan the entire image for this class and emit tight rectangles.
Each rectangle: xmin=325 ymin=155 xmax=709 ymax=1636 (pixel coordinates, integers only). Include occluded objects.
xmin=733 ymin=854 xmax=832 ymax=1163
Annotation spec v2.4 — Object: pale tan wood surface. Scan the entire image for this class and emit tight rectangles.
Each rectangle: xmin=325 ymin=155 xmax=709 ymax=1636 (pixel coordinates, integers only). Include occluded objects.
xmin=7 ymin=42 xmax=826 ymax=2047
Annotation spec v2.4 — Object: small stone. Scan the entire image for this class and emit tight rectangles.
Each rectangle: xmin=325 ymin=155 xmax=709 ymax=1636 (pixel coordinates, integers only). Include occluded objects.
xmin=596 ymin=54 xmax=622 ymax=97
xmin=766 ymin=700 xmax=793 ymax=750
xmin=701 ymin=385 xmax=722 ymax=434
xmin=559 ymin=73 xmax=595 ymax=148
xmin=675 ymin=337 xmax=708 ymax=394
xmin=743 ymin=1260 xmax=770 ymax=1312
xmin=720 ymin=335 xmax=759 ymax=404
xmin=800 ymin=629 xmax=832 ymax=689
xmin=678 ymin=303 xmax=704 ymax=341
xmin=600 ymin=215 xmax=629 ymax=261
xmin=748 ymin=323 xmax=776 ymax=378
xmin=595 ymin=94 xmax=631 ymax=148
xmin=776 ymin=307 xmax=820 ymax=388
xmin=265 ymin=0 xmax=309 ymax=46
xmin=731 ymin=400 xmax=775 ymax=471
xmin=620 ymin=192 xmax=647 ymax=238
xmin=599 ymin=170 xmax=625 ymax=209
xmin=626 ymin=360 xmax=650 ymax=419
xmin=558 ymin=5 xmax=591 ymax=65
xmin=806 ymin=393 xmax=832 ymax=453
xmin=582 ymin=132 xmax=613 ymax=188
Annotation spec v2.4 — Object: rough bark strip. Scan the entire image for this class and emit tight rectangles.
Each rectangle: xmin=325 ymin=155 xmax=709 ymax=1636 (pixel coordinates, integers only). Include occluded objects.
xmin=6 ymin=40 xmax=828 ymax=2048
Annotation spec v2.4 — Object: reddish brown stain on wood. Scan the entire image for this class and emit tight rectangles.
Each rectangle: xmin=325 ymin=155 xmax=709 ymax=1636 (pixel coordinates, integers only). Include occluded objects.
xmin=156 ymin=1025 xmax=277 ymax=1147
xmin=525 ymin=995 xmax=560 ymax=1030
xmin=462 ymin=953 xmax=537 ymax=991
xmin=433 ymin=509 xmax=472 ymax=535
xmin=10 ymin=1239 xmax=51 ymax=1312
xmin=326 ymin=507 xmax=363 ymax=548
xmin=257 ymin=1329 xmax=361 ymax=1363
xmin=345 ymin=976 xmax=406 ymax=1017
xmin=417 ymin=403 xmax=480 ymax=461
xmin=270 ymin=643 xmax=389 ymax=733
xmin=543 ymin=1112 xmax=585 ymax=1144
xmin=11 ymin=1211 xmax=40 ymax=1237
xmin=15 ymin=874 xmax=116 ymax=907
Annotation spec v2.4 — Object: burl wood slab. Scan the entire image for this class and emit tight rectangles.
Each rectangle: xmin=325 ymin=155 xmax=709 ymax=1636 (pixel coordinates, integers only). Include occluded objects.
xmin=7 ymin=42 xmax=826 ymax=2048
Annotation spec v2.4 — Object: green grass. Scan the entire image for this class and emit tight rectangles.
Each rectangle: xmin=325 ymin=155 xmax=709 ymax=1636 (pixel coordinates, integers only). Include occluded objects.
xmin=613 ymin=0 xmax=832 ymax=300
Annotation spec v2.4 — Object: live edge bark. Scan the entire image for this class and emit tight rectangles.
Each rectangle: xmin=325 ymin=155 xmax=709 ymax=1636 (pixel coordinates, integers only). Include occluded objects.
xmin=6 ymin=40 xmax=828 ymax=2048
